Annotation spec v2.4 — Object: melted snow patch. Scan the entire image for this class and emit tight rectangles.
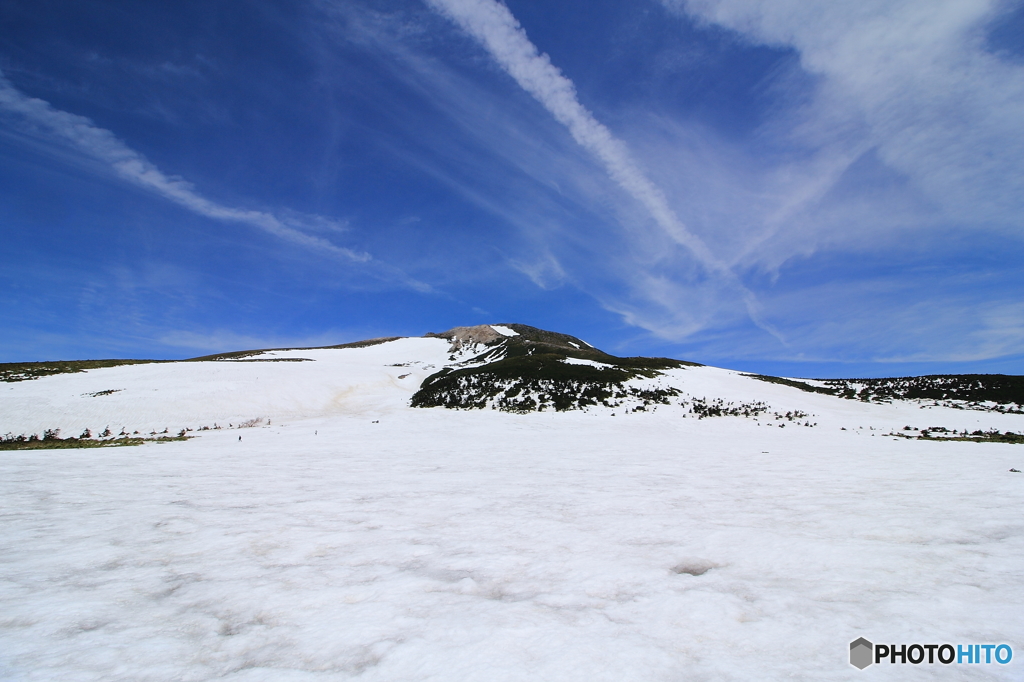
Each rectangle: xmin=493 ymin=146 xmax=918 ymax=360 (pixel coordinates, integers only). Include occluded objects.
xmin=671 ymin=559 xmax=717 ymax=576
xmin=489 ymin=325 xmax=518 ymax=337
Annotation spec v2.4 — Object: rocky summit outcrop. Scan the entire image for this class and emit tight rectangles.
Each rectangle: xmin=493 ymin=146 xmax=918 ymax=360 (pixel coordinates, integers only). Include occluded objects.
xmin=425 ymin=325 xmax=507 ymax=350
xmin=424 ymin=323 xmax=596 ymax=353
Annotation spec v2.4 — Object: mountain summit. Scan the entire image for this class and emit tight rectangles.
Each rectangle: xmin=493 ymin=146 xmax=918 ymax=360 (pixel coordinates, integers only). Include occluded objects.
xmin=426 ymin=323 xmax=597 ymax=353
xmin=1 ymin=323 xmax=1021 ymax=438
xmin=412 ymin=323 xmax=694 ymax=412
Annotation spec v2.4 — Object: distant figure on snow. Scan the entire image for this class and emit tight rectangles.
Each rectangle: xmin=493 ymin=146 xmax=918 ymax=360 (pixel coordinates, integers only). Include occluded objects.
xmin=238 ymin=436 xmax=241 ymax=442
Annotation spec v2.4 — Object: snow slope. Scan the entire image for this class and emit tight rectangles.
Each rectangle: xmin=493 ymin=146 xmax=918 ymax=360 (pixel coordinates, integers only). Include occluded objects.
xmin=2 ymin=337 xmax=1023 ymax=680
xmin=0 ymin=338 xmax=453 ymax=437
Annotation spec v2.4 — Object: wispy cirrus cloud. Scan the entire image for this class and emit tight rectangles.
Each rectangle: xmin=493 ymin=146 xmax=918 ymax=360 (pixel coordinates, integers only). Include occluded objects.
xmin=662 ymin=0 xmax=1024 ymax=234
xmin=621 ymin=0 xmax=1024 ymax=361
xmin=0 ymin=70 xmax=369 ymax=263
xmin=423 ymin=0 xmax=725 ymax=274
xmin=417 ymin=0 xmax=797 ymax=343
xmin=3 ymin=1 xmax=1020 ymax=369
xmin=326 ymin=0 xmax=1021 ymax=363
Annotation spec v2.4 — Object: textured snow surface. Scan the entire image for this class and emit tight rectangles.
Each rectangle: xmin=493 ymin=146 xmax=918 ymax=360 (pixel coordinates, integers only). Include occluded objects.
xmin=2 ymin=341 xmax=1023 ymax=680
xmin=489 ymin=325 xmax=518 ymax=337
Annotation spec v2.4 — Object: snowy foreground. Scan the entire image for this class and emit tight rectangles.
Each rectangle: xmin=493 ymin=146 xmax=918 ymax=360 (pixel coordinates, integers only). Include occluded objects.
xmin=2 ymin=337 xmax=1023 ymax=680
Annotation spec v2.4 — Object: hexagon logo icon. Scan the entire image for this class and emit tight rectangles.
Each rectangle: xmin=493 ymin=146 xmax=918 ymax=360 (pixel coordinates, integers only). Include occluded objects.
xmin=850 ymin=638 xmax=874 ymax=669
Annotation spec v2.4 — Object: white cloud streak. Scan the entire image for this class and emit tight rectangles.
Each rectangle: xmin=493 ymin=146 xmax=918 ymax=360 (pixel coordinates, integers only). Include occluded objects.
xmin=663 ymin=0 xmax=1024 ymax=231
xmin=421 ymin=0 xmax=798 ymax=345
xmin=338 ymin=0 xmax=1021 ymax=361
xmin=0 ymin=70 xmax=370 ymax=263
xmin=423 ymin=0 xmax=727 ymax=275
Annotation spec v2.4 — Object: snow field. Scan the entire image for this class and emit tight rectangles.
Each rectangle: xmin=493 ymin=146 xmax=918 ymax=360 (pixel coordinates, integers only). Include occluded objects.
xmin=2 ymin=407 xmax=1022 ymax=681
xmin=0 ymin=338 xmax=453 ymax=437
xmin=2 ymin=340 xmax=1023 ymax=680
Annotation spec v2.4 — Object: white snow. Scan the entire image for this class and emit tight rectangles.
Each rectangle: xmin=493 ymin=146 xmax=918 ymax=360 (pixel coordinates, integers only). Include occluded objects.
xmin=489 ymin=325 xmax=518 ymax=337
xmin=0 ymin=338 xmax=452 ymax=436
xmin=561 ymin=357 xmax=613 ymax=368
xmin=2 ymin=340 xmax=1023 ymax=680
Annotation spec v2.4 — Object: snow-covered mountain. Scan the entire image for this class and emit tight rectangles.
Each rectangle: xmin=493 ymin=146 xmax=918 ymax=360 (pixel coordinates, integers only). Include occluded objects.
xmin=2 ymin=324 xmax=1023 ymax=681
xmin=2 ymin=322 xmax=1021 ymax=439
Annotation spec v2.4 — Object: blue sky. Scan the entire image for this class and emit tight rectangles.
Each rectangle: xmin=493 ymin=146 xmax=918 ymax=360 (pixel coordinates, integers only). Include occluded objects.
xmin=1 ymin=0 xmax=1023 ymax=377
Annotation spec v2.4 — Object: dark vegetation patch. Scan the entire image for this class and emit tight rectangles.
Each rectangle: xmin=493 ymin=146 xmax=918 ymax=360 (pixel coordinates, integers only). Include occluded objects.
xmin=185 ymin=349 xmax=267 ymax=362
xmin=682 ymin=400 xmax=815 ymax=425
xmin=327 ymin=337 xmax=404 ymax=349
xmin=743 ymin=374 xmax=835 ymax=395
xmin=0 ymin=337 xmax=404 ymax=382
xmin=1 ymin=428 xmax=189 ymax=450
xmin=0 ymin=359 xmax=163 ymax=383
xmin=412 ymin=350 xmax=684 ymax=412
xmin=187 ymin=337 xmax=401 ymax=362
xmin=415 ymin=324 xmax=701 ymax=412
xmin=745 ymin=373 xmax=1023 ymax=410
xmin=819 ymin=375 xmax=1024 ymax=408
xmin=493 ymin=324 xmax=701 ymax=368
xmin=495 ymin=323 xmax=595 ymax=350
xmin=84 ymin=389 xmax=122 ymax=397
xmin=888 ymin=427 xmax=1024 ymax=444
xmin=220 ymin=358 xmax=313 ymax=363
xmin=689 ymin=398 xmax=769 ymax=419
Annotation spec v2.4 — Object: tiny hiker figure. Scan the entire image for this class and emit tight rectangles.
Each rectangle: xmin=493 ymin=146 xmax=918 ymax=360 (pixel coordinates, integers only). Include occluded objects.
xmin=238 ymin=435 xmax=241 ymax=442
